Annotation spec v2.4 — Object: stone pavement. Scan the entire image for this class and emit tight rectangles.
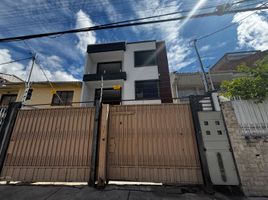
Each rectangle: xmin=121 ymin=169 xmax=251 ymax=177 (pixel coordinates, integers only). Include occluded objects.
xmin=0 ymin=184 xmax=267 ymax=200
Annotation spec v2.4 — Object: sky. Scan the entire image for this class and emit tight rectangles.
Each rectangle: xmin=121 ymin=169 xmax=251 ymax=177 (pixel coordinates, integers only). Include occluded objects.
xmin=0 ymin=0 xmax=267 ymax=82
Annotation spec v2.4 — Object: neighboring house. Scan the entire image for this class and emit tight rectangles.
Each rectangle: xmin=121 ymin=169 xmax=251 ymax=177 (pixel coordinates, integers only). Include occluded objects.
xmin=0 ymin=73 xmax=82 ymax=107
xmin=170 ymin=72 xmax=241 ymax=100
xmin=0 ymin=72 xmax=24 ymax=83
xmin=81 ymin=40 xmax=172 ymax=105
xmin=210 ymin=50 xmax=268 ymax=72
xmin=171 ymin=49 xmax=268 ymax=101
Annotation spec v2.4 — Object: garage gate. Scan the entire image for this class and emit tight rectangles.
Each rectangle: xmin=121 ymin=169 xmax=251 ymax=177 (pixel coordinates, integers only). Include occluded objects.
xmin=0 ymin=103 xmax=203 ymax=185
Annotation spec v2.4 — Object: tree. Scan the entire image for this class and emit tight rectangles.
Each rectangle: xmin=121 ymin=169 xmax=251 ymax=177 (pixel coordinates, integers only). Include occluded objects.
xmin=221 ymin=55 xmax=268 ymax=102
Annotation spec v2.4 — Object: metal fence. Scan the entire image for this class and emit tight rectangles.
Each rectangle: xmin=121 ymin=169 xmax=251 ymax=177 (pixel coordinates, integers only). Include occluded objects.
xmin=232 ymin=97 xmax=268 ymax=137
xmin=0 ymin=106 xmax=8 ymax=130
xmin=1 ymin=106 xmax=95 ymax=182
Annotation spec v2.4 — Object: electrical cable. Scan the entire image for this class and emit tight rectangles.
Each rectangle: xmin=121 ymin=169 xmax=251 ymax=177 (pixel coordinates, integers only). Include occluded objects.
xmin=1 ymin=4 xmax=267 ymax=43
xmin=34 ymin=58 xmax=64 ymax=104
xmin=0 ymin=1 xmax=217 ymax=32
xmin=5 ymin=0 xmax=263 ymax=33
xmin=0 ymin=57 xmax=33 ymax=65
xmin=197 ymin=1 xmax=268 ymax=41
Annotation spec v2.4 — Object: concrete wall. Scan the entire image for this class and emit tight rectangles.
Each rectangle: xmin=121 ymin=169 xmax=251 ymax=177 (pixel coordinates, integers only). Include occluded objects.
xmin=221 ymin=101 xmax=268 ymax=196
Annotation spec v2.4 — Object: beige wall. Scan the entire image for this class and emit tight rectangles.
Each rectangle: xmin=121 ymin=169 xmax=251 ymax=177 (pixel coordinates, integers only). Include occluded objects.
xmin=0 ymin=83 xmax=82 ymax=108
xmin=0 ymin=87 xmax=21 ymax=104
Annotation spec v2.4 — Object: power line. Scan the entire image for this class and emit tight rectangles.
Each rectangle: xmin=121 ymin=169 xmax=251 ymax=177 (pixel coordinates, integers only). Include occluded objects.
xmin=0 ymin=1 xmax=222 ymax=32
xmin=197 ymin=2 xmax=268 ymax=41
xmin=1 ymin=4 xmax=267 ymax=43
xmin=35 ymin=58 xmax=64 ymax=104
xmin=0 ymin=0 xmax=214 ymax=18
xmin=1 ymin=0 xmax=262 ymax=33
xmin=20 ymin=40 xmax=64 ymax=104
xmin=0 ymin=56 xmax=33 ymax=65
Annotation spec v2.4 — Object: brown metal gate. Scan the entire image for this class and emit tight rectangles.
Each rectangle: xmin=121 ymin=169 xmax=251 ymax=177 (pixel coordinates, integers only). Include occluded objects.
xmin=1 ymin=107 xmax=95 ymax=182
xmin=107 ymin=104 xmax=203 ymax=184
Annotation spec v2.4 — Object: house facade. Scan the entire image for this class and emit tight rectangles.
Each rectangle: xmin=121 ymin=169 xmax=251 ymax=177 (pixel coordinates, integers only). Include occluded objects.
xmin=171 ymin=49 xmax=268 ymax=101
xmin=0 ymin=73 xmax=82 ymax=107
xmin=170 ymin=71 xmax=241 ymax=101
xmin=210 ymin=50 xmax=268 ymax=72
xmin=81 ymin=40 xmax=172 ymax=105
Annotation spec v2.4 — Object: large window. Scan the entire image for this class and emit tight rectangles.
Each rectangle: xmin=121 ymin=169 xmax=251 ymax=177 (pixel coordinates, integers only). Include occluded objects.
xmin=134 ymin=50 xmax=157 ymax=67
xmin=51 ymin=91 xmax=74 ymax=106
xmin=135 ymin=80 xmax=159 ymax=100
xmin=97 ymin=62 xmax=122 ymax=74
xmin=95 ymin=88 xmax=121 ymax=105
xmin=0 ymin=94 xmax=17 ymax=106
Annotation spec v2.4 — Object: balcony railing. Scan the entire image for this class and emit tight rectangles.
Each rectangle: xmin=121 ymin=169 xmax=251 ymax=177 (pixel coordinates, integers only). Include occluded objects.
xmin=83 ymin=72 xmax=127 ymax=82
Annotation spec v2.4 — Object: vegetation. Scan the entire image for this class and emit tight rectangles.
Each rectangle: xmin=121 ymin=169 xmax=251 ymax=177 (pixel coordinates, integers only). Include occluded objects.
xmin=221 ymin=55 xmax=268 ymax=102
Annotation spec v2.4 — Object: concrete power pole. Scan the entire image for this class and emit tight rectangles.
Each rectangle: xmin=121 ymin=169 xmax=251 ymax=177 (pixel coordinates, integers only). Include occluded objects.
xmin=21 ymin=54 xmax=36 ymax=103
xmin=193 ymin=39 xmax=209 ymax=92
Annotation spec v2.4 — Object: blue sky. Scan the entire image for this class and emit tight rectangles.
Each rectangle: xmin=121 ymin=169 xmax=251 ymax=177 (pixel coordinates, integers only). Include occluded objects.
xmin=0 ymin=0 xmax=267 ymax=81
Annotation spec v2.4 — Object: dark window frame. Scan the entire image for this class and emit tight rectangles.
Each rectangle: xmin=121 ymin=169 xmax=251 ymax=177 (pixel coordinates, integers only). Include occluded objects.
xmin=135 ymin=79 xmax=160 ymax=100
xmin=134 ymin=50 xmax=157 ymax=67
xmin=94 ymin=88 xmax=122 ymax=105
xmin=0 ymin=94 xmax=18 ymax=106
xmin=97 ymin=61 xmax=122 ymax=74
xmin=51 ymin=90 xmax=74 ymax=106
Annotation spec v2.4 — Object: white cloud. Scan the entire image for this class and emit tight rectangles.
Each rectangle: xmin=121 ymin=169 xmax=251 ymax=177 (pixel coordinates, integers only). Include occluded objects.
xmin=37 ymin=54 xmax=63 ymax=70
xmin=0 ymin=49 xmax=78 ymax=82
xmin=0 ymin=49 xmax=27 ymax=80
xmin=130 ymin=0 xmax=207 ymax=71
xmin=97 ymin=0 xmax=123 ymax=22
xmin=232 ymin=10 xmax=268 ymax=50
xmin=30 ymin=62 xmax=78 ymax=82
xmin=200 ymin=45 xmax=211 ymax=52
xmin=75 ymin=10 xmax=97 ymax=54
xmin=217 ymin=42 xmax=227 ymax=48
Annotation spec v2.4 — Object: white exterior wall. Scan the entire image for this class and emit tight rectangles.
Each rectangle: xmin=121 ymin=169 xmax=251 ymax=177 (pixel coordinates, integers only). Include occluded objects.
xmin=81 ymin=41 xmax=161 ymax=105
xmin=122 ymin=42 xmax=160 ymax=104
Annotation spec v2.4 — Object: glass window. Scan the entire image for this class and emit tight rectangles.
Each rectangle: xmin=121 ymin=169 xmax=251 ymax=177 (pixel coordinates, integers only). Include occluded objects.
xmin=51 ymin=91 xmax=74 ymax=106
xmin=0 ymin=94 xmax=17 ymax=106
xmin=95 ymin=88 xmax=121 ymax=105
xmin=97 ymin=62 xmax=121 ymax=74
xmin=135 ymin=80 xmax=159 ymax=100
xmin=134 ymin=50 xmax=156 ymax=67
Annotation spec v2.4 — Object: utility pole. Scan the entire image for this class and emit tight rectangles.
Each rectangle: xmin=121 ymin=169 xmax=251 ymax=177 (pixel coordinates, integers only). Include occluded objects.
xmin=21 ymin=54 xmax=36 ymax=103
xmin=99 ymin=75 xmax=104 ymax=105
xmin=207 ymin=68 xmax=215 ymax=90
xmin=193 ymin=39 xmax=209 ymax=92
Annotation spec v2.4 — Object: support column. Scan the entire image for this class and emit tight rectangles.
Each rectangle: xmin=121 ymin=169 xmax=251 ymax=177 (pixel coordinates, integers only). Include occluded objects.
xmin=89 ymin=101 xmax=101 ymax=186
xmin=97 ymin=104 xmax=110 ymax=187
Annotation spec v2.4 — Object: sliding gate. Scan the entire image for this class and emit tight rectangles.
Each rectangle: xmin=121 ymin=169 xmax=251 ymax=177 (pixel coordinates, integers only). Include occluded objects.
xmin=106 ymin=104 xmax=203 ymax=184
xmin=1 ymin=107 xmax=95 ymax=182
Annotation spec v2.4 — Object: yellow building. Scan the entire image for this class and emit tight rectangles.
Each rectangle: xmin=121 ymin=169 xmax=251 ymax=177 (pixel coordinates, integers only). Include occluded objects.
xmin=0 ymin=73 xmax=82 ymax=108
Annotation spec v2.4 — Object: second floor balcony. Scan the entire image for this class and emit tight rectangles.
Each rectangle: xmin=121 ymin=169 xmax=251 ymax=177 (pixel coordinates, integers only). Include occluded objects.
xmin=83 ymin=61 xmax=127 ymax=82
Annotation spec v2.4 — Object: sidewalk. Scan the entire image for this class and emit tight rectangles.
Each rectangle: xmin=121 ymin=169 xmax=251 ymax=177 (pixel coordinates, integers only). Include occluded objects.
xmin=0 ymin=184 xmax=267 ymax=200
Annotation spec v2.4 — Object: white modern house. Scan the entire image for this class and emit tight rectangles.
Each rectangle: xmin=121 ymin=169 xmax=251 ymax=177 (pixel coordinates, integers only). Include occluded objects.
xmin=81 ymin=40 xmax=172 ymax=105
